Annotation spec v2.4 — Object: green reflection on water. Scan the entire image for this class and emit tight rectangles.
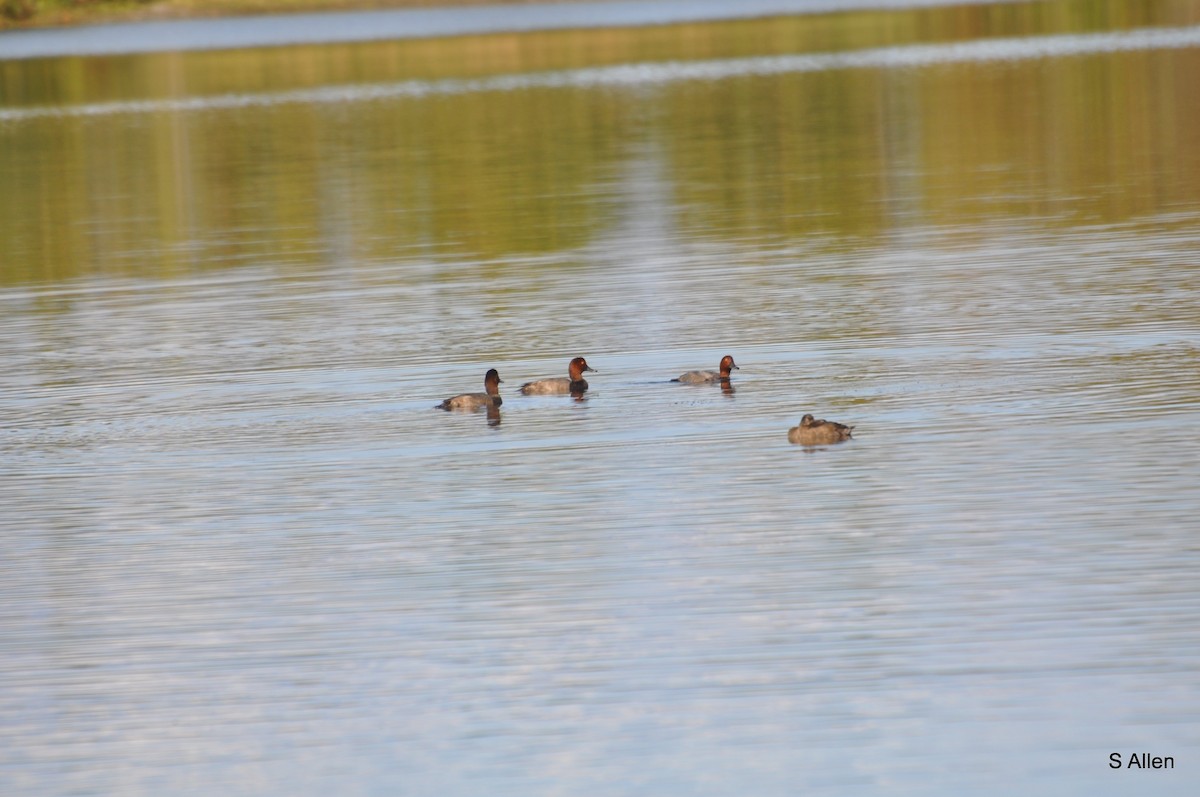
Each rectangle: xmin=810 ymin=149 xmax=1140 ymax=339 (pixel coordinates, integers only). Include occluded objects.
xmin=2 ymin=0 xmax=1199 ymax=285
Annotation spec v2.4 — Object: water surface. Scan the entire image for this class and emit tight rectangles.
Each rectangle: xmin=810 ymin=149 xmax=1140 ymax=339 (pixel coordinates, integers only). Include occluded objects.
xmin=2 ymin=4 xmax=1199 ymax=795
xmin=1 ymin=0 xmax=1018 ymax=59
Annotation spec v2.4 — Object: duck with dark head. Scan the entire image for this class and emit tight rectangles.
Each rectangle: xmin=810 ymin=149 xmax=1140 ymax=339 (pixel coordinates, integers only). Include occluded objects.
xmin=438 ymin=368 xmax=503 ymax=411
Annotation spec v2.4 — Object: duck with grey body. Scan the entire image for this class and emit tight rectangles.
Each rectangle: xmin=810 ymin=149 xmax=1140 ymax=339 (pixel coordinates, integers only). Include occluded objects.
xmin=519 ymin=357 xmax=596 ymax=395
xmin=673 ymin=354 xmax=738 ymax=384
xmin=438 ymin=368 xmax=503 ymax=410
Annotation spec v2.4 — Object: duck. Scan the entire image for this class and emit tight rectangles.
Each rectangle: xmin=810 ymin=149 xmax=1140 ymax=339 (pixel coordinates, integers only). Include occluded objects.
xmin=437 ymin=368 xmax=503 ymax=411
xmin=519 ymin=356 xmax=595 ymax=395
xmin=788 ymin=413 xmax=854 ymax=445
xmin=672 ymin=354 xmax=738 ymax=384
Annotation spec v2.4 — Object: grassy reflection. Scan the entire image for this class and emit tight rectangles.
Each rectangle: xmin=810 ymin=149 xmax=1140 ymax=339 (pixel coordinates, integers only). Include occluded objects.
xmin=2 ymin=0 xmax=1200 ymax=284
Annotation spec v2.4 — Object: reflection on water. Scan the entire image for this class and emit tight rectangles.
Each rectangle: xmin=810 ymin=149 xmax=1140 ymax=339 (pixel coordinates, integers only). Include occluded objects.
xmin=9 ymin=25 xmax=1200 ymax=122
xmin=4 ymin=1 xmax=1200 ymax=282
xmin=0 ymin=0 xmax=976 ymax=59
xmin=2 ymin=4 xmax=1200 ymax=796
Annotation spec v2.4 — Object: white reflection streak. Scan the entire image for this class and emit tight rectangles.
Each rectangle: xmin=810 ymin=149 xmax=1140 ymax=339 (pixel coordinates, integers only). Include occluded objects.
xmin=3 ymin=25 xmax=1199 ymax=122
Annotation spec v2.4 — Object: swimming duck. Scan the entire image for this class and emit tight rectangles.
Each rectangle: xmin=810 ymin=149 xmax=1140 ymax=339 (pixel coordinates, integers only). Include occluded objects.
xmin=673 ymin=354 xmax=738 ymax=384
xmin=788 ymin=413 xmax=854 ymax=445
xmin=437 ymin=368 xmax=503 ymax=411
xmin=519 ymin=357 xmax=595 ymax=395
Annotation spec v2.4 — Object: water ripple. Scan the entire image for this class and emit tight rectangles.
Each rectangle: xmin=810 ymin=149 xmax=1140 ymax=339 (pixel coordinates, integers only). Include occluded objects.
xmin=4 ymin=25 xmax=1200 ymax=122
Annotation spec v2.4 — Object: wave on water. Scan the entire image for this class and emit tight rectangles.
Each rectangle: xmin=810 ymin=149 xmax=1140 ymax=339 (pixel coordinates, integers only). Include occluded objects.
xmin=3 ymin=24 xmax=1200 ymax=122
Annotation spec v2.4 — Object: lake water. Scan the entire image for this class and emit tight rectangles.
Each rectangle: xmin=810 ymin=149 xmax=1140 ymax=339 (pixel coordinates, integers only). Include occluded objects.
xmin=2 ymin=2 xmax=1199 ymax=795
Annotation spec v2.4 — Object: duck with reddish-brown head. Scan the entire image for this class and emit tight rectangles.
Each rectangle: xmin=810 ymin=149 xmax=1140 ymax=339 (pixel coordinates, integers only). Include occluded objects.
xmin=519 ymin=357 xmax=596 ymax=396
